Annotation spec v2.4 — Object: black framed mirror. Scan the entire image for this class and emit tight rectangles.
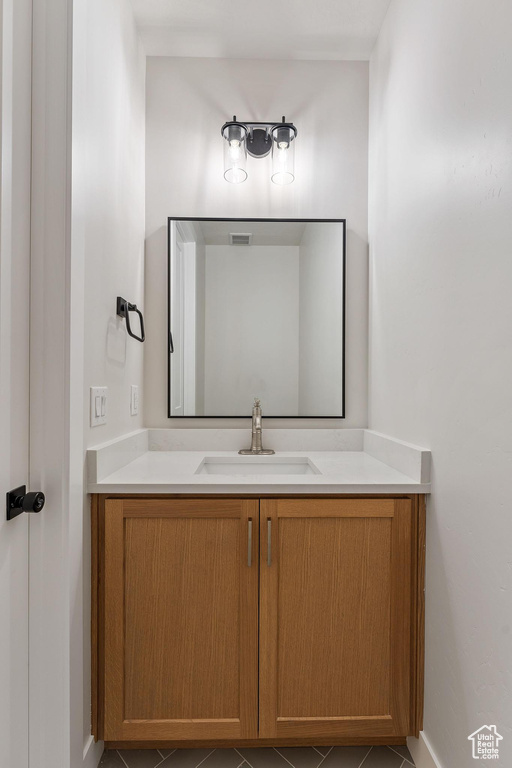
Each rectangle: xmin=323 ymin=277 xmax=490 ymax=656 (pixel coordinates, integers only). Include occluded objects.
xmin=168 ymin=218 xmax=346 ymax=418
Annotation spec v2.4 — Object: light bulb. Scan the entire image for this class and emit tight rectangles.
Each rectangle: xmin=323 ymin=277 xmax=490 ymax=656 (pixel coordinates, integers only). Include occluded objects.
xmin=276 ymin=145 xmax=288 ymax=165
xmin=229 ymin=139 xmax=242 ymax=162
xmin=222 ymin=123 xmax=248 ymax=183
xmin=271 ymin=125 xmax=295 ymax=185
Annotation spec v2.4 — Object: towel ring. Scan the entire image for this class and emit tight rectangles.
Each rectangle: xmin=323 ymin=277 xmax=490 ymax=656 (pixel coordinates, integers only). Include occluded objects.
xmin=117 ymin=296 xmax=145 ymax=342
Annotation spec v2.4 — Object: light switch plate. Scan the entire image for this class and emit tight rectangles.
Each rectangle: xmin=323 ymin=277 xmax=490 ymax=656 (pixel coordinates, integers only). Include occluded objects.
xmin=90 ymin=387 xmax=107 ymax=427
xmin=130 ymin=385 xmax=139 ymax=416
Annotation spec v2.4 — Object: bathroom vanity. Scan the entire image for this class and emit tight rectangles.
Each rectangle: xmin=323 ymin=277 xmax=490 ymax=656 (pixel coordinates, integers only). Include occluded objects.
xmin=89 ymin=429 xmax=429 ymax=749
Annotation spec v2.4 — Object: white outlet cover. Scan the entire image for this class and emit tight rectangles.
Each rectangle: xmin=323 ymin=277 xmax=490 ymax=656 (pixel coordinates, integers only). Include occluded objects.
xmin=90 ymin=387 xmax=107 ymax=427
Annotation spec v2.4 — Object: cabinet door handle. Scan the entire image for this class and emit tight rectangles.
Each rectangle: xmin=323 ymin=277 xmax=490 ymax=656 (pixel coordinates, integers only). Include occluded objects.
xmin=267 ymin=518 xmax=272 ymax=566
xmin=247 ymin=518 xmax=253 ymax=567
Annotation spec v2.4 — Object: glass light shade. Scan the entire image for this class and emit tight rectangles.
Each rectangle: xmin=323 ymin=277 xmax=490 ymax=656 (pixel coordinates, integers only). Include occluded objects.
xmin=271 ymin=125 xmax=295 ymax=185
xmin=222 ymin=123 xmax=248 ymax=183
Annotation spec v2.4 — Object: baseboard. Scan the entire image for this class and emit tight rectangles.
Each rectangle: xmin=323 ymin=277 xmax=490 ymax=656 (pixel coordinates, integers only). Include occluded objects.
xmin=83 ymin=735 xmax=104 ymax=768
xmin=407 ymin=732 xmax=443 ymax=768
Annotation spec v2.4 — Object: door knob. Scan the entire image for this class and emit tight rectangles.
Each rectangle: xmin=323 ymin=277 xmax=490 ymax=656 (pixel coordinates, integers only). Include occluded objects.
xmin=6 ymin=485 xmax=45 ymax=521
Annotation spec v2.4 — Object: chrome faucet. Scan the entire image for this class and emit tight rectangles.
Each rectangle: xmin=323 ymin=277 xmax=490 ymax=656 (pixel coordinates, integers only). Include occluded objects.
xmin=239 ymin=398 xmax=275 ymax=455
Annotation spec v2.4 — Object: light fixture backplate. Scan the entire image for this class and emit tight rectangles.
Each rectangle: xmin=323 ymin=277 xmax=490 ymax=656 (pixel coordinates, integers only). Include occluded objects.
xmin=246 ymin=126 xmax=272 ymax=158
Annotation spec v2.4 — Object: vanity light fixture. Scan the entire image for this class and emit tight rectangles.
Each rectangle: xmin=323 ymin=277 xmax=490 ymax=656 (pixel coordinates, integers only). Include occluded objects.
xmin=221 ymin=116 xmax=297 ymax=185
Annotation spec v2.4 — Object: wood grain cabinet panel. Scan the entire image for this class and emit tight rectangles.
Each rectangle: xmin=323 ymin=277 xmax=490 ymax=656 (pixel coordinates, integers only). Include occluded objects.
xmin=102 ymin=498 xmax=259 ymax=741
xmin=259 ymin=499 xmax=413 ymax=739
xmin=92 ymin=495 xmax=424 ymax=747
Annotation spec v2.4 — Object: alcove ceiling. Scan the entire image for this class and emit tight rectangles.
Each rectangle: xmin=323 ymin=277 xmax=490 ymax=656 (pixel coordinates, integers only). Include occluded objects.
xmin=195 ymin=220 xmax=306 ymax=246
xmin=130 ymin=0 xmax=392 ymax=60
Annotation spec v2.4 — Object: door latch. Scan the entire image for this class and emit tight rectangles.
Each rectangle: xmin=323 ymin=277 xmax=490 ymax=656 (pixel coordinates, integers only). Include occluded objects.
xmin=6 ymin=485 xmax=45 ymax=521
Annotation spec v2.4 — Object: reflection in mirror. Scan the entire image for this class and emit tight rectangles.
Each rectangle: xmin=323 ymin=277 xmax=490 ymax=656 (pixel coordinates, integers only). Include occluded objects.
xmin=168 ymin=218 xmax=345 ymax=417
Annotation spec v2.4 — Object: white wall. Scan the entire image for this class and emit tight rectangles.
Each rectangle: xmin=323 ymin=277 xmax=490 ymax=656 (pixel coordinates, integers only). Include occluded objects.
xmin=299 ymin=223 xmax=344 ymax=416
xmin=145 ymin=57 xmax=368 ymax=427
xmin=82 ymin=1 xmax=146 ymax=447
xmin=73 ymin=0 xmax=145 ymax=762
xmin=204 ymin=245 xmax=299 ymax=415
xmin=369 ymin=2 xmax=512 ymax=766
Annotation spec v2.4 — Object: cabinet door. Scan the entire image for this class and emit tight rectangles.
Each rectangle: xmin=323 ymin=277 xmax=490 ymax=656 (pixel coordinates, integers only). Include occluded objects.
xmin=103 ymin=498 xmax=259 ymax=741
xmin=259 ymin=498 xmax=412 ymax=739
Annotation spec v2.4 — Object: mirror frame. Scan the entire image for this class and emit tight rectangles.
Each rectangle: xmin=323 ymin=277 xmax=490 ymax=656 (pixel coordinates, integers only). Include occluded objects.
xmin=167 ymin=217 xmax=346 ymax=419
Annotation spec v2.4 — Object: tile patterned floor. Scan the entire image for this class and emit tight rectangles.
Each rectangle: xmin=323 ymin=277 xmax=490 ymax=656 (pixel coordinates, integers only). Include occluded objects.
xmin=99 ymin=745 xmax=415 ymax=768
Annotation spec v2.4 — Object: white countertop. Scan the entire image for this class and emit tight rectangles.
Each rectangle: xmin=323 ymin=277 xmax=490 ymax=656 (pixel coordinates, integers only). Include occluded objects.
xmin=87 ymin=429 xmax=431 ymax=495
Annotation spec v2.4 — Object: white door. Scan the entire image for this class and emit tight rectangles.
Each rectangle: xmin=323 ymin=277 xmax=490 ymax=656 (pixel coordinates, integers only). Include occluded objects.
xmin=0 ymin=0 xmax=34 ymax=766
xmin=170 ymin=223 xmax=198 ymax=416
xmin=170 ymin=221 xmax=185 ymax=415
xmin=183 ymin=240 xmax=197 ymax=415
xmin=2 ymin=3 xmax=100 ymax=766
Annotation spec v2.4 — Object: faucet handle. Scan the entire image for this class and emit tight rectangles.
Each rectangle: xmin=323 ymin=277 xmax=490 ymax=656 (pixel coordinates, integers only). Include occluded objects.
xmin=253 ymin=397 xmax=261 ymax=408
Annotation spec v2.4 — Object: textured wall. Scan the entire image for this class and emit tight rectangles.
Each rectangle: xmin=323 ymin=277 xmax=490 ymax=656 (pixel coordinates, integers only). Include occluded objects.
xmin=369 ymin=1 xmax=512 ymax=765
xmin=74 ymin=0 xmax=146 ymax=759
xmin=145 ymin=57 xmax=369 ymax=428
xmin=82 ymin=0 xmax=146 ymax=447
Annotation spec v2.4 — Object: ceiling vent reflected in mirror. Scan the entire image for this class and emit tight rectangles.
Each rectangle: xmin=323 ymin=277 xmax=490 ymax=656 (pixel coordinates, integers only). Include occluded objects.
xmin=229 ymin=233 xmax=252 ymax=246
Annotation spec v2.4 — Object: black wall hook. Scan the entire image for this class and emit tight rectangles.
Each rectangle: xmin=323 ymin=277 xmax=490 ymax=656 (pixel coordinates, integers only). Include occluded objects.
xmin=117 ymin=296 xmax=145 ymax=342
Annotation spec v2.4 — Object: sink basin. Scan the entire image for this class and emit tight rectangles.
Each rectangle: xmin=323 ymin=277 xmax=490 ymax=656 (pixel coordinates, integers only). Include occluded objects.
xmin=195 ymin=456 xmax=321 ymax=476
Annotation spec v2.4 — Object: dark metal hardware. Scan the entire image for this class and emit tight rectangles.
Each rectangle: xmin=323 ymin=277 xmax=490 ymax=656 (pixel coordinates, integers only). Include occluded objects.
xmin=247 ymin=518 xmax=253 ymax=567
xmin=221 ymin=115 xmax=297 ymax=159
xmin=117 ymin=296 xmax=145 ymax=342
xmin=6 ymin=485 xmax=45 ymax=521
xmin=247 ymin=128 xmax=272 ymax=158
xmin=169 ymin=330 xmax=174 ymax=353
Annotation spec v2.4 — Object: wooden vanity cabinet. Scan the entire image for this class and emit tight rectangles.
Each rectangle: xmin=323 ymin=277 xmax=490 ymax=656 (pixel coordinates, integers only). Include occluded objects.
xmin=259 ymin=498 xmax=417 ymax=740
xmin=94 ymin=498 xmax=259 ymax=742
xmin=92 ymin=495 xmax=425 ymax=748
